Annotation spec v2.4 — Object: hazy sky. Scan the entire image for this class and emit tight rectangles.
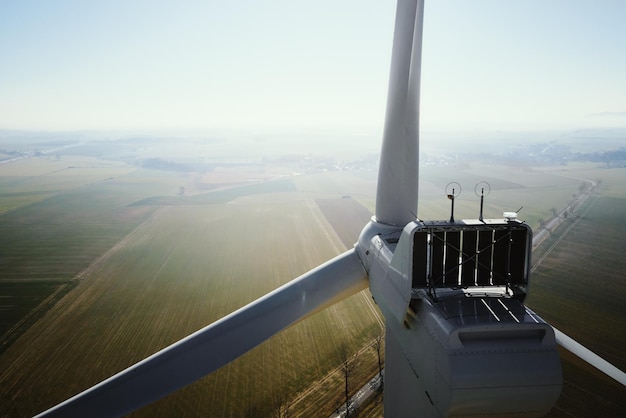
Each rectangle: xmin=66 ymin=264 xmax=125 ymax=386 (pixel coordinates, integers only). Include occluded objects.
xmin=1 ymin=0 xmax=625 ymax=132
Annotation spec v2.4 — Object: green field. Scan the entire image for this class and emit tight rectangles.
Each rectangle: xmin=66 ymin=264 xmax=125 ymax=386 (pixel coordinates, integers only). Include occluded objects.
xmin=0 ymin=161 xmax=187 ymax=349
xmin=0 ymin=153 xmax=623 ymax=417
xmin=0 ymin=158 xmax=385 ymax=417
xmin=526 ymin=176 xmax=626 ymax=416
xmin=530 ymin=195 xmax=626 ymax=363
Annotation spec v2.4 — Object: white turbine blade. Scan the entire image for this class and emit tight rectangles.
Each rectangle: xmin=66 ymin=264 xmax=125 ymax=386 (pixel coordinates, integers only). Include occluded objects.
xmin=376 ymin=0 xmax=424 ymax=226
xmin=553 ymin=327 xmax=626 ymax=386
xmin=36 ymin=249 xmax=368 ymax=418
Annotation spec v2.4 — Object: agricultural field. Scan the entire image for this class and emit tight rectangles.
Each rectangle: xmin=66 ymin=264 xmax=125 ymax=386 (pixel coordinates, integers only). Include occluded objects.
xmin=416 ymin=162 xmax=585 ymax=228
xmin=530 ymin=194 xmax=626 ymax=368
xmin=0 ymin=164 xmax=166 ymax=351
xmin=0 ymin=199 xmax=381 ymax=415
xmin=525 ymin=167 xmax=626 ymax=417
xmin=293 ymin=161 xmax=586 ymax=230
xmin=0 ymin=148 xmax=623 ymax=417
xmin=0 ymin=156 xmax=134 ymax=213
xmin=316 ymin=197 xmax=373 ymax=247
xmin=0 ymin=156 xmax=194 ymax=351
xmin=0 ymin=157 xmax=385 ymax=417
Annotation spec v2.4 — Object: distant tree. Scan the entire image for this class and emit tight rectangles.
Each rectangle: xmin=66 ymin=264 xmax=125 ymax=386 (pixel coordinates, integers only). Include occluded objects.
xmin=551 ymin=207 xmax=557 ymax=217
xmin=273 ymin=396 xmax=291 ymax=418
xmin=274 ymin=402 xmax=291 ymax=418
xmin=335 ymin=400 xmax=342 ymax=416
xmin=339 ymin=344 xmax=357 ymax=417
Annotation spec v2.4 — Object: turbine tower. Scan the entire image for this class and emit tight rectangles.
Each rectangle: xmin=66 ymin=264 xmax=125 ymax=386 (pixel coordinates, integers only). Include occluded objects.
xmin=37 ymin=1 xmax=626 ymax=417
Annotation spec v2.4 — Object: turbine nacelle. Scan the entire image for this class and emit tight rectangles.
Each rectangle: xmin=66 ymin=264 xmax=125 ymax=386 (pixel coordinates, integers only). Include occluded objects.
xmin=357 ymin=217 xmax=533 ymax=322
xmin=357 ymin=217 xmax=562 ymax=416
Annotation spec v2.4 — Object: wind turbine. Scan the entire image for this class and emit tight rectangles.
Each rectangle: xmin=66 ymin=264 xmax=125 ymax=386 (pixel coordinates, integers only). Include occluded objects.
xmin=37 ymin=0 xmax=625 ymax=417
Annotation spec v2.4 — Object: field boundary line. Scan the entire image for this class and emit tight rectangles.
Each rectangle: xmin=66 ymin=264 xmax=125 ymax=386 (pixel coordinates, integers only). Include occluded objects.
xmin=73 ymin=207 xmax=166 ymax=282
xmin=0 ymin=282 xmax=74 ymax=352
xmin=306 ymin=199 xmax=346 ymax=255
xmin=0 ymin=207 xmax=165 ymax=354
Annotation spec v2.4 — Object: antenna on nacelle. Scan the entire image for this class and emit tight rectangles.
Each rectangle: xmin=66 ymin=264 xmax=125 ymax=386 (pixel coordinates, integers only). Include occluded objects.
xmin=445 ymin=182 xmax=461 ymax=223
xmin=474 ymin=181 xmax=491 ymax=221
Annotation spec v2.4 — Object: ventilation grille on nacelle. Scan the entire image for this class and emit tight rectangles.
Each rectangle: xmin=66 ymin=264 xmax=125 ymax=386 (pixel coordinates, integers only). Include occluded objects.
xmin=412 ymin=222 xmax=531 ymax=290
